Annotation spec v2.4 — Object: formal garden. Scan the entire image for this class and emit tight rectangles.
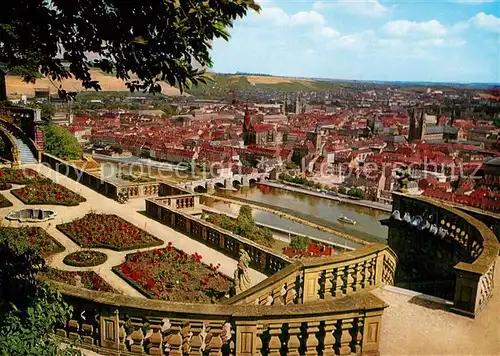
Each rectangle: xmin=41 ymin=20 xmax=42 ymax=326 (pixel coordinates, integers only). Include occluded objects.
xmin=0 ymin=193 xmax=13 ymax=208
xmin=42 ymin=267 xmax=115 ymax=293
xmin=0 ymin=226 xmax=65 ymax=257
xmin=57 ymin=213 xmax=163 ymax=251
xmin=11 ymin=182 xmax=87 ymax=206
xmin=113 ymin=242 xmax=232 ymax=303
xmin=0 ymin=167 xmax=49 ymax=184
xmin=63 ymin=250 xmax=108 ymax=267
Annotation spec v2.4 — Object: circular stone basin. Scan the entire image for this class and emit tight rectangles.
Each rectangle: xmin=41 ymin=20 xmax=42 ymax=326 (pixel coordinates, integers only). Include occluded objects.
xmin=63 ymin=250 xmax=108 ymax=267
xmin=6 ymin=208 xmax=57 ymax=222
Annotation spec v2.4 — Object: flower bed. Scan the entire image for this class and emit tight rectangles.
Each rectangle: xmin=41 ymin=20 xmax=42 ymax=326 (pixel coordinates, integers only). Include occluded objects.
xmin=0 ymin=182 xmax=12 ymax=190
xmin=41 ymin=267 xmax=115 ymax=293
xmin=57 ymin=213 xmax=163 ymax=251
xmin=0 ymin=168 xmax=49 ymax=184
xmin=63 ymin=250 xmax=108 ymax=267
xmin=0 ymin=227 xmax=65 ymax=257
xmin=113 ymin=243 xmax=232 ymax=303
xmin=0 ymin=193 xmax=13 ymax=208
xmin=11 ymin=183 xmax=86 ymax=206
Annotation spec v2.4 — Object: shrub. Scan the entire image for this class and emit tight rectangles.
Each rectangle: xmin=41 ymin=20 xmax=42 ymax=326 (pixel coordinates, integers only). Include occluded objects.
xmin=290 ymin=235 xmax=311 ymax=251
xmin=63 ymin=250 xmax=108 ymax=267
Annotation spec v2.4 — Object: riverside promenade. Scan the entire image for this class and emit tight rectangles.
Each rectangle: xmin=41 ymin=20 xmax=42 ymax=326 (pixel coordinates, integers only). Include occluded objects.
xmin=260 ymin=181 xmax=393 ymax=212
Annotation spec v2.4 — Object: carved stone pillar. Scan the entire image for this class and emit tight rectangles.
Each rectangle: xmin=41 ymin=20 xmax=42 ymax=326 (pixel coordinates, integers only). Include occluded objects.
xmin=287 ymin=322 xmax=302 ymax=356
xmin=235 ymin=321 xmax=259 ymax=356
xmin=322 ymin=320 xmax=337 ymax=356
xmin=207 ymin=321 xmax=223 ymax=356
xmin=304 ymin=321 xmax=320 ymax=356
xmin=334 ymin=319 xmax=353 ymax=356
xmin=165 ymin=320 xmax=183 ymax=356
xmin=267 ymin=323 xmax=282 ymax=356
xmin=189 ymin=321 xmax=204 ymax=355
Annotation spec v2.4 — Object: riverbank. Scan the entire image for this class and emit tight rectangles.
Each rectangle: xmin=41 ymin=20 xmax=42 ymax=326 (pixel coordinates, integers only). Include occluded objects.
xmin=203 ymin=194 xmax=383 ymax=246
xmin=260 ymin=181 xmax=392 ymax=213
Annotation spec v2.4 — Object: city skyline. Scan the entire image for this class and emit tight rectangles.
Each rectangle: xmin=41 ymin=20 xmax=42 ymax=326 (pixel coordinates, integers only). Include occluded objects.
xmin=211 ymin=0 xmax=500 ymax=84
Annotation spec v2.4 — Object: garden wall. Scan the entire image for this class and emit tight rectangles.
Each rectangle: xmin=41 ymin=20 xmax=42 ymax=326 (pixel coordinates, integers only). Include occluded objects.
xmin=146 ymin=198 xmax=291 ymax=275
xmin=42 ymin=153 xmax=118 ymax=199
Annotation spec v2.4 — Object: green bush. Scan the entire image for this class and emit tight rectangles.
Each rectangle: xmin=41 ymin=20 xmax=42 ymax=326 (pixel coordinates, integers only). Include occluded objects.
xmin=41 ymin=124 xmax=82 ymax=161
xmin=290 ymin=235 xmax=310 ymax=250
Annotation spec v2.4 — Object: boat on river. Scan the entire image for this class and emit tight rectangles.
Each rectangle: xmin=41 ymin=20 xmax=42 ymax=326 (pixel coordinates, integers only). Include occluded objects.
xmin=338 ymin=215 xmax=357 ymax=225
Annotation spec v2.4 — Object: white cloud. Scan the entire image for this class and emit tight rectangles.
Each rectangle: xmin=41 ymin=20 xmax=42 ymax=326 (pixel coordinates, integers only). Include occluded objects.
xmin=416 ymin=38 xmax=467 ymax=47
xmin=321 ymin=26 xmax=340 ymax=38
xmin=469 ymin=12 xmax=500 ymax=32
xmin=290 ymin=11 xmax=325 ymax=27
xmin=313 ymin=0 xmax=389 ymax=18
xmin=383 ymin=20 xmax=448 ymax=37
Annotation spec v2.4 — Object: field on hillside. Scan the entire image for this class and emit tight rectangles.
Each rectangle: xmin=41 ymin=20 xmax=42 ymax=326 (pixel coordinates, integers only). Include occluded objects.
xmin=6 ymin=70 xmax=182 ymax=97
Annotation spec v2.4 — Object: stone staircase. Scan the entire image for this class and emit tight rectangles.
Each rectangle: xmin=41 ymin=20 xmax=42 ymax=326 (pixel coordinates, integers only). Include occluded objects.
xmin=13 ymin=136 xmax=37 ymax=164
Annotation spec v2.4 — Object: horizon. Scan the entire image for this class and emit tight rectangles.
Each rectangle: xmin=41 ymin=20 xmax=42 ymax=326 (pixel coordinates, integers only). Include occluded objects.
xmin=210 ymin=0 xmax=500 ymax=84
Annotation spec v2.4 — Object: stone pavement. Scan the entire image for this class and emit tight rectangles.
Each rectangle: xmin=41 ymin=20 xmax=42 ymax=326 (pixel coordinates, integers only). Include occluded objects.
xmin=374 ymin=257 xmax=500 ymax=355
xmin=0 ymin=164 xmax=267 ymax=297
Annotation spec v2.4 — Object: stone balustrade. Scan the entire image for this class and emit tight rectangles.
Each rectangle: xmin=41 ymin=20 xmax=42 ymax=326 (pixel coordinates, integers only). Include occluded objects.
xmin=50 ymin=281 xmax=388 ymax=356
xmin=224 ymin=244 xmax=397 ymax=306
xmin=390 ymin=192 xmax=499 ymax=318
xmin=119 ymin=182 xmax=160 ymax=198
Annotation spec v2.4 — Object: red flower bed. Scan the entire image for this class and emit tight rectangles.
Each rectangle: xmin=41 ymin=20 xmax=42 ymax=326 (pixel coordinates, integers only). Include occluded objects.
xmin=0 ymin=193 xmax=13 ymax=208
xmin=113 ymin=243 xmax=232 ymax=303
xmin=0 ymin=227 xmax=65 ymax=257
xmin=0 ymin=182 xmax=12 ymax=191
xmin=63 ymin=250 xmax=108 ymax=267
xmin=11 ymin=183 xmax=86 ymax=206
xmin=57 ymin=213 xmax=163 ymax=251
xmin=0 ymin=168 xmax=49 ymax=184
xmin=41 ymin=267 xmax=115 ymax=293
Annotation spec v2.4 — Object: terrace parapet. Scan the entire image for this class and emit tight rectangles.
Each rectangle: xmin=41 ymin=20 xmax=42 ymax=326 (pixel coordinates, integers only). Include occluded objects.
xmin=49 ymin=280 xmax=388 ymax=356
xmin=389 ymin=192 xmax=499 ymax=318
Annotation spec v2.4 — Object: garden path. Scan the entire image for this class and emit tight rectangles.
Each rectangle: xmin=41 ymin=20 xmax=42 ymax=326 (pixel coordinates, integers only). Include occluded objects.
xmin=0 ymin=163 xmax=267 ymax=298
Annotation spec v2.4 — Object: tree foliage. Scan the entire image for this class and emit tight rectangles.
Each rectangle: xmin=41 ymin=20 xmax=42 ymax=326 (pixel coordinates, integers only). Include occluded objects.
xmin=41 ymin=124 xmax=82 ymax=160
xmin=0 ymin=0 xmax=260 ymax=98
xmin=347 ymin=187 xmax=365 ymax=199
xmin=290 ymin=235 xmax=310 ymax=251
xmin=0 ymin=229 xmax=79 ymax=356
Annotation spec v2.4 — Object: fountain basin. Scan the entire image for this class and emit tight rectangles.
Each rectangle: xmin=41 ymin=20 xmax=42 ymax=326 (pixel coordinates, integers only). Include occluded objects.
xmin=6 ymin=208 xmax=57 ymax=222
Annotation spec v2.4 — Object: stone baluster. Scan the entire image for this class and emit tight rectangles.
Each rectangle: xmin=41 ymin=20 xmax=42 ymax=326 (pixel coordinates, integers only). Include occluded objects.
xmin=365 ymin=258 xmax=373 ymax=286
xmin=189 ymin=321 xmax=204 ymax=355
xmin=322 ymin=319 xmax=337 ymax=356
xmin=206 ymin=321 xmax=223 ymax=356
xmin=67 ymin=318 xmax=79 ymax=341
xmin=268 ymin=323 xmax=282 ymax=356
xmin=165 ymin=319 xmax=183 ymax=356
xmin=181 ymin=321 xmax=191 ymax=354
xmin=272 ymin=285 xmax=284 ymax=306
xmin=332 ymin=267 xmax=344 ymax=297
xmin=130 ymin=322 xmax=145 ymax=354
xmin=304 ymin=321 xmax=320 ymax=356
xmin=255 ymin=323 xmax=264 ymax=356
xmin=324 ymin=269 xmax=333 ymax=299
xmin=354 ymin=262 xmax=364 ymax=291
xmin=351 ymin=317 xmax=364 ymax=355
xmin=287 ymin=322 xmax=302 ymax=356
xmin=334 ymin=319 xmax=353 ymax=356
xmin=147 ymin=318 xmax=163 ymax=356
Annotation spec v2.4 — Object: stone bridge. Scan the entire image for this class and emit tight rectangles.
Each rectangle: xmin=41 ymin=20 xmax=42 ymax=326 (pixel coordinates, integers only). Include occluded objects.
xmin=179 ymin=172 xmax=270 ymax=193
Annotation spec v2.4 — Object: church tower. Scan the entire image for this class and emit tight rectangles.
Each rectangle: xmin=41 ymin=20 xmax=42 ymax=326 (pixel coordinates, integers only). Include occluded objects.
xmin=243 ymin=105 xmax=253 ymax=146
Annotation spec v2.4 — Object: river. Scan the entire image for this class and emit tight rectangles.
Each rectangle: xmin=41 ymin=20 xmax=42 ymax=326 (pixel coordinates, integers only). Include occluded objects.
xmin=210 ymin=185 xmax=389 ymax=243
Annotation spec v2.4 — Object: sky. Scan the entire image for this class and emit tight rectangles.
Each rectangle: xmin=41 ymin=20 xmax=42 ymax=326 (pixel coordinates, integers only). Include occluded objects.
xmin=210 ymin=0 xmax=500 ymax=83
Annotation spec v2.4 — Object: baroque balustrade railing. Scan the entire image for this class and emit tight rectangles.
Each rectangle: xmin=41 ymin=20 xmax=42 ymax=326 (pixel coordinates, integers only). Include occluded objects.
xmin=390 ymin=192 xmax=499 ymax=318
xmin=50 ymin=281 xmax=388 ymax=356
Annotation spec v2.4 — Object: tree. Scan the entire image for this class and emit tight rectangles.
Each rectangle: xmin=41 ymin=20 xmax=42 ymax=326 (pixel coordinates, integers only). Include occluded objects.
xmin=347 ymin=187 xmax=365 ymax=199
xmin=41 ymin=124 xmax=82 ymax=161
xmin=338 ymin=186 xmax=347 ymax=195
xmin=0 ymin=229 xmax=79 ymax=355
xmin=0 ymin=0 xmax=260 ymax=99
xmin=290 ymin=235 xmax=310 ymax=251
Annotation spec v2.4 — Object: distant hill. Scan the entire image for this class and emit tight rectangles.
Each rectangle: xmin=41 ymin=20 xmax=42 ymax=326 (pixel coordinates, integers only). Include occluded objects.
xmin=6 ymin=69 xmax=182 ymax=98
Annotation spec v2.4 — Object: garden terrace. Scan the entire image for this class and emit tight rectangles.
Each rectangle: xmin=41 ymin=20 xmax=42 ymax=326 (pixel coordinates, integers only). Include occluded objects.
xmin=11 ymin=182 xmax=86 ymax=206
xmin=63 ymin=250 xmax=108 ymax=267
xmin=146 ymin=197 xmax=291 ymax=275
xmin=113 ymin=243 xmax=232 ymax=303
xmin=387 ymin=192 xmax=499 ymax=318
xmin=57 ymin=213 xmax=163 ymax=251
xmin=0 ymin=227 xmax=64 ymax=257
xmin=0 ymin=193 xmax=13 ymax=208
xmin=41 ymin=268 xmax=115 ymax=293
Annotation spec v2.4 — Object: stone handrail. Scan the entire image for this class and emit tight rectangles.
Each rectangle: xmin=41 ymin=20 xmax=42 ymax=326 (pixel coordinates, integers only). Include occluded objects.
xmin=0 ymin=125 xmax=19 ymax=163
xmin=49 ymin=280 xmax=388 ymax=356
xmin=391 ymin=192 xmax=499 ymax=318
xmin=224 ymin=244 xmax=397 ymax=306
